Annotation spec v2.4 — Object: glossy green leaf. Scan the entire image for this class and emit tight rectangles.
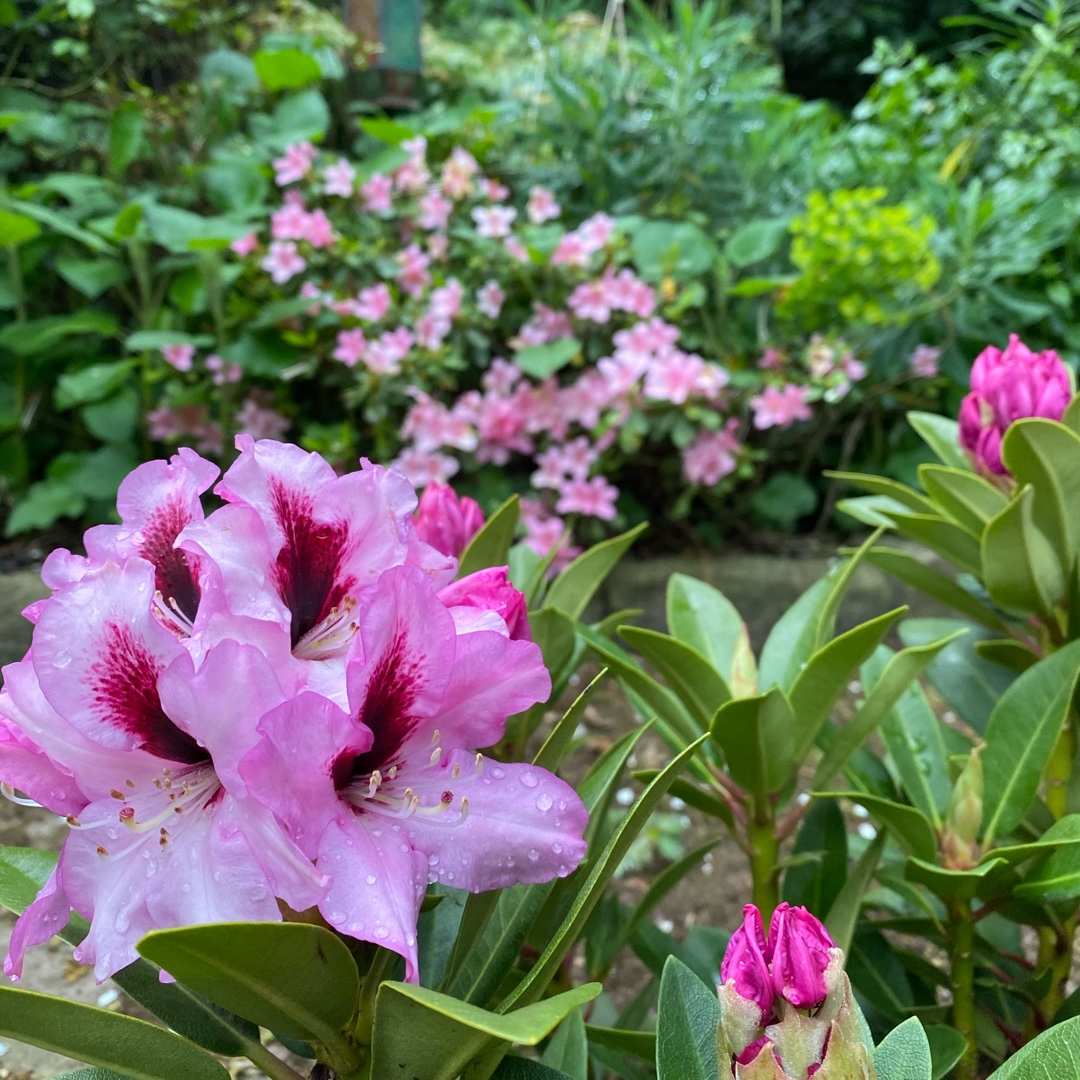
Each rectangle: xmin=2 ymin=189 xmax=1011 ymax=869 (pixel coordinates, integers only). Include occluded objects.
xmin=630 ymin=772 xmax=734 ymax=828
xmin=908 ymin=412 xmax=971 ymax=470
xmin=54 ymin=254 xmax=126 ymax=299
xmin=586 ymin=1025 xmax=656 ymax=1061
xmin=108 ymin=100 xmax=143 ymax=175
xmin=541 ymin=1007 xmax=587 ymax=1080
xmin=656 ymin=957 xmax=720 ymax=1080
xmin=784 ymin=799 xmax=848 ymax=916
xmin=825 ymin=830 xmax=886 ymax=957
xmin=55 ymin=360 xmax=135 ymax=410
xmin=825 ymin=470 xmax=937 ymax=514
xmin=789 ymin=607 xmax=905 ymax=765
xmin=1002 ymin=418 xmax=1080 ymax=578
xmin=838 ymin=494 xmax=914 ymax=528
xmin=666 ymin=573 xmax=756 ymax=692
xmin=491 ymin=1057 xmax=573 ymax=1079
xmin=371 ymin=980 xmax=599 ymax=1080
xmin=815 ymin=792 xmax=937 ymax=863
xmin=982 ymin=485 xmax=1064 ymax=617
xmin=0 ymin=208 xmax=40 ymax=244
xmin=0 ymin=310 xmax=118 ymax=355
xmin=926 ymin=1026 xmax=967 ymax=1080
xmin=904 ymin=856 xmax=1011 ymax=902
xmin=981 ymin=639 xmax=1080 ymax=846
xmin=533 ymin=669 xmax=605 ymax=771
xmin=546 ymin=523 xmax=647 ymax=621
xmin=500 ymin=736 xmax=709 ymax=1013
xmin=918 ymin=464 xmax=1006 ymax=536
xmin=975 ymin=639 xmax=1039 ymax=672
xmin=1014 ymin=815 xmax=1080 ymax=901
xmin=0 ymin=986 xmax=229 ymax=1080
xmin=620 ymin=625 xmax=731 ymax=730
xmin=724 ymin=217 xmax=789 ymax=267
xmin=813 ymin=627 xmax=959 ymax=790
xmin=885 ymin=511 xmax=983 ymax=575
xmin=253 ymin=48 xmax=322 ymax=90
xmin=712 ymin=687 xmax=794 ymax=795
xmin=7 ymin=197 xmax=116 ymax=252
xmin=457 ymin=495 xmax=520 ymax=579
xmin=529 ymin=607 xmax=577 ymax=690
xmin=982 ymin=1016 xmax=1080 ymax=1078
xmin=872 ymin=1016 xmax=933 ymax=1080
xmin=988 ymin=814 xmax=1080 ymax=868
xmin=1063 ymin=396 xmax=1080 ymax=436
xmin=137 ymin=922 xmax=360 ymax=1050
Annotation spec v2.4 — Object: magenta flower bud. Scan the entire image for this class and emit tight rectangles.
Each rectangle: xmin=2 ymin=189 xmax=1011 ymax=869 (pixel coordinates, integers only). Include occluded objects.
xmin=415 ymin=481 xmax=485 ymax=558
xmin=721 ymin=904 xmax=775 ymax=1017
xmin=958 ymin=334 xmax=1073 ymax=475
xmin=438 ymin=567 xmax=532 ymax=641
xmin=768 ymin=903 xmax=835 ymax=1009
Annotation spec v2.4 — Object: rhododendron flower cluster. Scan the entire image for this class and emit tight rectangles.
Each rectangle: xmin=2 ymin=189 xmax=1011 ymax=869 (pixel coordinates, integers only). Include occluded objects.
xmin=146 ymin=138 xmax=899 ymax=562
xmin=0 ymin=441 xmax=587 ymax=983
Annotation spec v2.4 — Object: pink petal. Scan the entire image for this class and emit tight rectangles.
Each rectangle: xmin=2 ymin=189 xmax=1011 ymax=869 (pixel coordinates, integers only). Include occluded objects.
xmin=317 ymin=814 xmax=427 ymax=982
xmin=0 ymin=709 xmax=84 ymax=816
xmin=401 ymin=750 xmax=587 ymax=892
xmin=5 ymin=865 xmax=72 ymax=980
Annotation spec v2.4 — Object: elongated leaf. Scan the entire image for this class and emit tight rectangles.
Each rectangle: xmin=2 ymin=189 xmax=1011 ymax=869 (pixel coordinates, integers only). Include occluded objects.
xmin=499 ymin=737 xmax=709 ymax=1013
xmin=137 ymin=922 xmax=360 ymax=1050
xmin=975 ymin=639 xmax=1039 ymax=672
xmin=918 ymin=465 xmax=1006 ymax=537
xmin=491 ymin=1058 xmax=573 ymax=1079
xmin=863 ymin=649 xmax=953 ymax=828
xmin=812 ymin=628 xmax=960 ymax=790
xmin=656 ymin=957 xmax=720 ymax=1080
xmin=825 ymin=831 xmax=886 ymax=957
xmin=988 ymin=814 xmax=1080 ymax=868
xmin=904 ymin=856 xmax=1011 ymax=903
xmin=545 ymin=524 xmax=647 ymax=621
xmin=981 ymin=639 xmax=1080 ymax=846
xmin=872 ymin=1017 xmax=933 ymax=1080
xmin=1003 ymin=418 xmax=1080 ymax=578
xmin=711 ymin=687 xmax=794 ymax=795
xmin=630 ymin=772 xmax=734 ymax=828
xmin=458 ymin=496 xmax=520 ymax=579
xmin=815 ymin=792 xmax=937 ymax=863
xmin=1014 ymin=815 xmax=1080 ymax=901
xmin=982 ymin=485 xmax=1064 ymax=617
xmin=984 ymin=1016 xmax=1080 ymax=1079
xmin=541 ymin=1008 xmax=587 ymax=1080
xmin=784 ymin=799 xmax=847 ymax=916
xmin=0 ymin=986 xmax=228 ymax=1080
xmin=371 ymin=980 xmax=599 ymax=1080
xmin=7 ymin=197 xmax=116 ymax=253
xmin=926 ymin=1026 xmax=967 ymax=1080
xmin=885 ymin=511 xmax=982 ymax=575
xmin=825 ymin=471 xmax=937 ymax=514
xmin=620 ymin=625 xmax=731 ymax=730
xmin=586 ymin=1025 xmax=656 ymax=1061
xmin=908 ymin=412 xmax=971 ymax=470
xmin=533 ymin=669 xmax=605 ymax=771
xmin=666 ymin=573 xmax=756 ymax=691
xmin=861 ymin=546 xmax=1009 ymax=633
xmin=838 ymin=494 xmax=915 ymax=528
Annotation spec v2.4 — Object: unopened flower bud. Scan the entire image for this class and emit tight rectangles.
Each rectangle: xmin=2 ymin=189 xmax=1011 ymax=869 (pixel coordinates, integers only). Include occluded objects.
xmin=414 ymin=481 xmax=485 ymax=558
xmin=943 ymin=746 xmax=983 ymax=869
xmin=958 ymin=334 xmax=1072 ymax=476
xmin=769 ymin=903 xmax=835 ymax=1010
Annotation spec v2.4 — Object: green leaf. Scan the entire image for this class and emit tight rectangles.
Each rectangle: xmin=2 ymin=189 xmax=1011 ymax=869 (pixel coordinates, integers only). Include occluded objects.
xmin=863 ymin=647 xmax=952 ymax=827
xmin=860 ymin=546 xmax=1009 ymax=633
xmin=812 ymin=629 xmax=963 ymax=792
xmin=0 ymin=986 xmax=229 ymax=1080
xmin=825 ymin=470 xmax=936 ymax=514
xmin=514 ymin=339 xmax=580 ymax=379
xmin=0 ymin=208 xmax=41 ymax=244
xmin=629 ymin=219 xmax=718 ymax=281
xmin=6 ymin=197 xmax=116 ymax=253
xmin=0 ymin=845 xmax=59 ymax=914
xmin=254 ymin=48 xmax=322 ymax=90
xmin=500 ymin=737 xmax=709 ymax=1013
xmin=54 ymin=254 xmax=125 ymax=299
xmin=925 ymin=1026 xmax=967 ymax=1080
xmin=144 ymin=204 xmax=249 ymax=253
xmin=5 ymin=479 xmax=86 ymax=535
xmin=370 ymin=981 xmax=600 ymax=1080
xmin=750 ymin=471 xmax=818 ymax=531
xmin=533 ymin=669 xmax=605 ymax=771
xmin=872 ymin=1017 xmax=933 ymax=1080
xmin=837 ymin=494 xmax=913 ymax=528
xmin=82 ymin=388 xmax=138 ymax=445
xmin=541 ymin=1008 xmax=587 ymax=1080
xmin=0 ymin=310 xmax=118 ymax=355
xmin=137 ymin=922 xmax=360 ymax=1049
xmin=815 ymin=792 xmax=937 ymax=863
xmin=492 ymin=1057 xmax=573 ymax=1079
xmin=885 ymin=511 xmax=983 ymax=575
xmin=656 ymin=957 xmax=720 ymax=1080
xmin=784 ymin=798 xmax=848 ymax=916
xmin=724 ymin=217 xmax=789 ymax=268
xmin=908 ymin=412 xmax=971 ymax=470
xmin=108 ymin=101 xmax=144 ymax=175
xmin=587 ymin=1025 xmax=656 ymax=1061
xmin=631 ymin=772 xmax=734 ymax=828
xmin=918 ymin=464 xmax=1006 ymax=537
xmin=904 ymin=856 xmax=1011 ymax=903
xmin=1014 ymin=815 xmax=1080 ymax=901
xmin=55 ymin=360 xmax=134 ymax=409
xmin=666 ymin=573 xmax=756 ymax=693
xmin=457 ymin=495 xmax=519 ymax=579
xmin=825 ymin=830 xmax=886 ymax=957
xmin=529 ymin=607 xmax=577 ymax=687
xmin=711 ymin=687 xmax=794 ymax=795
xmin=619 ymin=626 xmax=731 ymax=731
xmin=546 ymin=523 xmax=647 ymax=622
xmin=984 ymin=1016 xmax=1080 ymax=1079
xmin=257 ymin=89 xmax=330 ymax=149
xmin=981 ymin=639 xmax=1080 ymax=846
xmin=982 ymin=485 xmax=1064 ymax=617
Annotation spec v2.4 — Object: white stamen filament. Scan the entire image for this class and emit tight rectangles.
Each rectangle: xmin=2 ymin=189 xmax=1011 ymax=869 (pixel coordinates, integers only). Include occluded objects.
xmin=152 ymin=590 xmax=194 ymax=638
xmin=293 ymin=597 xmax=359 ymax=661
xmin=1 ymin=783 xmax=42 ymax=808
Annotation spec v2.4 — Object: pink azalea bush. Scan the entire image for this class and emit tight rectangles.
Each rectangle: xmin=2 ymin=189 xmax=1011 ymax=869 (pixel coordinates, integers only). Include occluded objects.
xmin=0 ymin=440 xmax=587 ymax=982
xmin=142 ymin=139 xmax=932 ymax=557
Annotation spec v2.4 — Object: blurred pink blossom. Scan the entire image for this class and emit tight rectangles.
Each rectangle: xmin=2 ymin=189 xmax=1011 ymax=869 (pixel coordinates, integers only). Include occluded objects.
xmin=418 ymin=189 xmax=453 ymax=232
xmin=367 ymin=327 xmax=414 ymax=375
xmin=473 ymin=206 xmax=517 ymax=239
xmin=322 ymin=158 xmax=356 ymax=198
xmin=235 ymin=398 xmax=290 ymax=441
xmin=161 ymin=344 xmax=194 ymax=372
xmin=360 ymin=173 xmax=394 ymax=212
xmin=391 ymin=446 xmax=460 ymax=487
xmin=527 ymin=187 xmax=561 ymax=225
xmin=751 ymin=384 xmax=813 ymax=429
xmin=481 ymin=178 xmax=510 ymax=202
xmin=556 ymin=475 xmax=619 ymax=521
xmin=230 ymin=232 xmax=258 ymax=257
xmin=260 ymin=241 xmax=306 ymax=284
xmin=355 ymin=283 xmax=391 ymax=322
xmin=682 ymin=419 xmax=741 ymax=486
xmin=396 ymin=244 xmax=431 ymax=298
xmin=910 ymin=344 xmax=941 ymax=378
xmin=332 ymin=329 xmax=367 ymax=368
xmin=440 ymin=146 xmax=479 ymax=200
xmin=205 ymin=354 xmax=242 ymax=385
xmin=272 ymin=141 xmax=317 ymax=186
xmin=477 ymin=280 xmax=505 ymax=319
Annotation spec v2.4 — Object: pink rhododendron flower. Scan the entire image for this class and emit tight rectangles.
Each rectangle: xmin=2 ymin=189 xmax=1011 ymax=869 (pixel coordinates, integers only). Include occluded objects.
xmin=361 ymin=173 xmax=394 ymax=212
xmin=235 ymin=398 xmax=291 ymax=441
xmin=769 ymin=902 xmax=835 ymax=1009
xmin=323 ymin=159 xmax=356 ymax=198
xmin=643 ymin=351 xmax=705 ymax=405
xmin=481 ymin=178 xmax=510 ymax=202
xmin=355 ymin=283 xmax=392 ymax=322
xmin=440 ymin=146 xmax=479 ymax=200
xmin=758 ymin=347 xmax=785 ymax=370
xmin=272 ymin=141 xmax=317 ymax=186
xmin=504 ymin=236 xmax=530 ymax=263
xmin=428 ymin=233 xmax=449 ymax=261
xmin=392 ymin=447 xmax=461 ymax=488
xmin=240 ymin=564 xmax=584 ymax=979
xmin=482 ymin=359 xmax=520 ymax=397
xmin=429 ymin=279 xmax=464 ymax=321
xmin=302 ymin=209 xmax=335 ymax=250
xmin=395 ymin=142 xmax=431 ymax=194
xmin=751 ymin=384 xmax=813 ymax=430
xmin=520 ymin=501 xmax=580 ymax=572
xmin=204 ymin=353 xmax=242 ymax=385
xmin=416 ymin=312 xmax=450 ymax=351
xmin=402 ymin=392 xmax=478 ymax=454
xmin=472 ymin=206 xmax=517 ymax=239
xmin=909 ymin=344 xmax=941 ymax=378
xmin=556 ymin=475 xmax=619 ymax=520
xmin=271 ymin=200 xmax=310 ymax=241
xmin=231 ymin=232 xmax=258 ymax=257
xmin=161 ymin=344 xmax=195 ymax=373
xmin=333 ymin=329 xmax=368 ymax=368
xmin=261 ymin=241 xmax=306 ymax=284
xmin=551 ymin=232 xmax=590 ymax=268
xmin=438 ymin=567 xmax=530 ymax=641
xmin=579 ymin=212 xmax=615 ymax=251
xmin=414 ymin=481 xmax=485 ymax=558
xmin=418 ymin=190 xmax=453 ymax=232
xmin=527 ymin=186 xmax=561 ymax=225
xmin=682 ymin=420 xmax=741 ymax=486
xmin=396 ymin=244 xmax=431 ymax=298
xmin=477 ymin=280 xmax=505 ymax=319
xmin=367 ymin=327 xmax=414 ymax=376
xmin=959 ymin=334 xmax=1073 ymax=475
xmin=722 ymin=905 xmax=774 ymax=1017
xmin=568 ymin=280 xmax=612 ymax=324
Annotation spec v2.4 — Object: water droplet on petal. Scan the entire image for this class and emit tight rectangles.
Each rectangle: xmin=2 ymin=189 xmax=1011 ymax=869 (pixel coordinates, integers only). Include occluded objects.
xmin=406 ymin=933 xmax=415 ymax=946
xmin=528 ymin=848 xmax=539 ymax=862
xmin=428 ymin=854 xmax=440 ymax=867
xmin=492 ymin=767 xmax=505 ymax=779
xmin=536 ymin=793 xmax=553 ymax=811
xmin=552 ymin=843 xmax=562 ymax=855
xmin=366 ymin=874 xmax=377 ymax=885
xmin=328 ymin=910 xmax=346 ymax=924
xmin=519 ymin=771 xmax=539 ymax=788
xmin=374 ymin=925 xmax=389 ymax=940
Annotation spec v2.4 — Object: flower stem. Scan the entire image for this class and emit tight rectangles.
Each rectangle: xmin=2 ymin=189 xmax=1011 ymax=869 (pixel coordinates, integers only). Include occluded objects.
xmin=241 ymin=1037 xmax=309 ymax=1080
xmin=354 ymin=945 xmax=397 ymax=1046
xmin=949 ymin=897 xmax=978 ymax=1080
xmin=1045 ymin=717 xmax=1075 ymax=821
xmin=1036 ymin=914 xmax=1076 ymax=1027
xmin=748 ymin=797 xmax=779 ymax=921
